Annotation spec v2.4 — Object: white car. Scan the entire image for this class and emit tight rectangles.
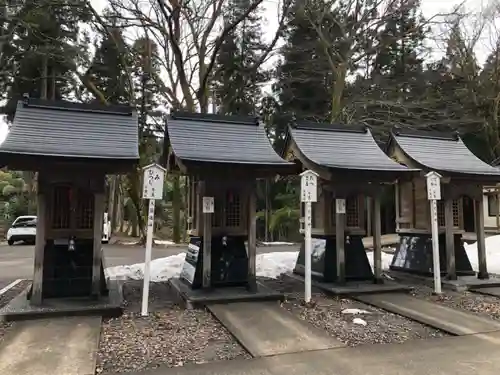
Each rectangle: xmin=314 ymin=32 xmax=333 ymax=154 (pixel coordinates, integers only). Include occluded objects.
xmin=6 ymin=215 xmax=37 ymax=245
xmin=6 ymin=213 xmax=112 ymax=245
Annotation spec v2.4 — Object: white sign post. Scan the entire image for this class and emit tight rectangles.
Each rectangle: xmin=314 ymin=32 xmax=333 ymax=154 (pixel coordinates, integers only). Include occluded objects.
xmin=141 ymin=163 xmax=166 ymax=316
xmin=426 ymin=171 xmax=442 ymax=295
xmin=300 ymin=170 xmax=318 ymax=304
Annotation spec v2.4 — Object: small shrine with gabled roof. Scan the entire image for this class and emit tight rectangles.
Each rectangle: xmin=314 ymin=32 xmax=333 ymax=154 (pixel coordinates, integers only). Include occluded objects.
xmin=387 ymin=128 xmax=500 ymax=287
xmin=283 ymin=121 xmax=418 ymax=294
xmin=164 ymin=112 xmax=296 ymax=305
xmin=0 ymin=97 xmax=138 ymax=318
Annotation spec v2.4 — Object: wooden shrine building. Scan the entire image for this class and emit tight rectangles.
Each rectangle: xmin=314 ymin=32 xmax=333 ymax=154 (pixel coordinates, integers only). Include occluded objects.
xmin=164 ymin=112 xmax=295 ymax=303
xmin=387 ymin=128 xmax=500 ymax=281
xmin=0 ymin=98 xmax=138 ymax=312
xmin=283 ymin=121 xmax=418 ymax=291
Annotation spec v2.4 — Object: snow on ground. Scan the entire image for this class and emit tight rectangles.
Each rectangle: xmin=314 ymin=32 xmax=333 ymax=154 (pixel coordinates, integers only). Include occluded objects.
xmin=105 ymin=251 xmax=299 ymax=282
xmin=155 ymin=240 xmax=176 ymax=245
xmin=260 ymin=241 xmax=296 ymax=246
xmin=106 ymin=235 xmax=500 ymax=282
xmin=465 ymin=235 xmax=500 ymax=275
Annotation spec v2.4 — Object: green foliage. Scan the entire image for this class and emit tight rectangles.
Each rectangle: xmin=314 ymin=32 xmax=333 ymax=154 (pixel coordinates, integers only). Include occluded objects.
xmin=2 ymin=184 xmax=16 ymax=196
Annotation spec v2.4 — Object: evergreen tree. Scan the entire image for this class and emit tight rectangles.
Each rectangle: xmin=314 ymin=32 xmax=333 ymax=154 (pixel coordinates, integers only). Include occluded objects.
xmin=274 ymin=1 xmax=331 ymax=122
xmin=3 ymin=0 xmax=90 ymax=120
xmin=85 ymin=12 xmax=131 ymax=105
xmin=371 ymin=0 xmax=427 ymax=99
xmin=213 ymin=0 xmax=268 ymax=115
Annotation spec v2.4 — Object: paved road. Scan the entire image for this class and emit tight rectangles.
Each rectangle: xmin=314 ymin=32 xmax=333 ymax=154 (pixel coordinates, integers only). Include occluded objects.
xmin=116 ymin=331 xmax=500 ymax=375
xmin=0 ymin=243 xmax=300 ymax=287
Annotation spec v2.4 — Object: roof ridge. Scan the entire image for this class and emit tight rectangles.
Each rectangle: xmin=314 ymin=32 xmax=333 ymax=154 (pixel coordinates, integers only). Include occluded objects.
xmin=293 ymin=121 xmax=367 ymax=134
xmin=392 ymin=127 xmax=459 ymax=141
xmin=21 ymin=98 xmax=134 ymax=116
xmin=171 ymin=112 xmax=259 ymax=126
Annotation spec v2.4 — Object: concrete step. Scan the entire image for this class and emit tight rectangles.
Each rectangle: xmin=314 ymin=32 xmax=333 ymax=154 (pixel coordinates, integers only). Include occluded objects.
xmin=208 ymin=301 xmax=344 ymax=357
xmin=0 ymin=316 xmax=101 ymax=375
xmin=355 ymin=293 xmax=500 ymax=335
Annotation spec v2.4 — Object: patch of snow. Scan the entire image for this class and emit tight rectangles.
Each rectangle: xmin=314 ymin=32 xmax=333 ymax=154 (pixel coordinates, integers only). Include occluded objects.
xmin=367 ymin=252 xmax=393 ymax=271
xmin=105 ymin=253 xmax=186 ymax=282
xmin=121 ymin=241 xmax=138 ymax=245
xmin=106 ymin=251 xmax=299 ymax=282
xmin=256 ymin=252 xmax=298 ymax=278
xmin=352 ymin=318 xmax=367 ymax=326
xmin=465 ymin=235 xmax=500 ymax=274
xmin=155 ymin=240 xmax=176 ymax=245
xmin=261 ymin=241 xmax=296 ymax=246
xmin=341 ymin=308 xmax=371 ymax=315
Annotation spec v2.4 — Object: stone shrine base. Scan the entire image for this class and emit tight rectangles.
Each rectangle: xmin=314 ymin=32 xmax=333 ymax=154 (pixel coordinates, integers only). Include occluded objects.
xmin=0 ymin=280 xmax=123 ymax=321
xmin=168 ymin=277 xmax=284 ymax=309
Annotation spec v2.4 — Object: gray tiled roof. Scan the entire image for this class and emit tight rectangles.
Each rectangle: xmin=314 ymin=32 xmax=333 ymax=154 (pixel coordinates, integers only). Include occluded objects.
xmin=289 ymin=122 xmax=413 ymax=172
xmin=168 ymin=113 xmax=292 ymax=166
xmin=392 ymin=130 xmax=500 ymax=176
xmin=0 ymin=99 xmax=139 ymax=160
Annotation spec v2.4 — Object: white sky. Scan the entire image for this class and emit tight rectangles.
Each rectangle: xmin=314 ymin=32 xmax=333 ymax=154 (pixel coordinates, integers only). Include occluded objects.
xmin=0 ymin=0 xmax=489 ymax=143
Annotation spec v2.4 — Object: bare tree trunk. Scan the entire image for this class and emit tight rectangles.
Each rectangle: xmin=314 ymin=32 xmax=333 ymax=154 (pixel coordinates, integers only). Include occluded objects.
xmin=330 ymin=64 xmax=347 ymax=122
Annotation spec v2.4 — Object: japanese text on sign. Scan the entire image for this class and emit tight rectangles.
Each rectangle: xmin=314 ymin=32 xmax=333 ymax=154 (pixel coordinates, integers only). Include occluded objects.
xmin=142 ymin=164 xmax=165 ymax=200
xmin=147 ymin=199 xmax=155 ymax=228
xmin=426 ymin=174 xmax=441 ymax=201
xmin=300 ymin=171 xmax=318 ymax=202
xmin=336 ymin=198 xmax=346 ymax=214
xmin=202 ymin=197 xmax=214 ymax=213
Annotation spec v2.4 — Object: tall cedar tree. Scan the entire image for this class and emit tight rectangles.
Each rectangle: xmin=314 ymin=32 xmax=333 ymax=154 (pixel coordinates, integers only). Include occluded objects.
xmin=4 ymin=0 xmax=90 ymax=120
xmin=213 ymin=0 xmax=268 ymax=115
xmin=86 ymin=13 xmax=131 ymax=106
xmin=345 ymin=0 xmax=428 ymax=134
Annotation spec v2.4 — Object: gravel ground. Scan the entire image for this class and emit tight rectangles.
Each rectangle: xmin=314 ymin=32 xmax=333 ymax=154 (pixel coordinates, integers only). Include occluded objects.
xmin=261 ymin=276 xmax=447 ymax=346
xmin=410 ymin=285 xmax=500 ymax=321
xmin=96 ymin=281 xmax=249 ymax=374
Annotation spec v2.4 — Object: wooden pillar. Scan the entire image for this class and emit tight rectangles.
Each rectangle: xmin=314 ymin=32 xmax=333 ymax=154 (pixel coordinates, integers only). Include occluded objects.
xmin=200 ymin=181 xmax=212 ymax=288
xmin=474 ymin=198 xmax=488 ymax=279
xmin=372 ymin=194 xmax=382 ymax=283
xmin=32 ymin=191 xmax=47 ymax=305
xmin=496 ymin=188 xmax=500 ymax=231
xmin=366 ymin=197 xmax=372 ymax=237
xmin=92 ymin=192 xmax=105 ymax=297
xmin=394 ymin=182 xmax=400 ymax=232
xmin=444 ymin=198 xmax=456 ymax=280
xmin=247 ymin=181 xmax=257 ymax=291
xmin=335 ymin=199 xmax=346 ymax=284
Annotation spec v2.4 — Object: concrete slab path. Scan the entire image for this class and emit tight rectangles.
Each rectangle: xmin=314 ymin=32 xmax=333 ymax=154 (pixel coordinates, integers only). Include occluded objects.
xmin=355 ymin=292 xmax=500 ymax=335
xmin=0 ymin=316 xmax=101 ymax=375
xmin=107 ymin=331 xmax=500 ymax=375
xmin=470 ymin=286 xmax=500 ymax=298
xmin=208 ymin=301 xmax=343 ymax=357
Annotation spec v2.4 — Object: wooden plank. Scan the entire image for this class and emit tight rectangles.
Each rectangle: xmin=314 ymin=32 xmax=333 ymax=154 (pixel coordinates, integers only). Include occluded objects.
xmin=372 ymin=195 xmax=382 ymax=283
xmin=92 ymin=192 xmax=105 ymax=297
xmin=444 ymin=198 xmax=456 ymax=280
xmin=32 ymin=192 xmax=47 ymax=305
xmin=475 ymin=198 xmax=488 ymax=279
xmin=247 ymin=181 xmax=257 ymax=291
